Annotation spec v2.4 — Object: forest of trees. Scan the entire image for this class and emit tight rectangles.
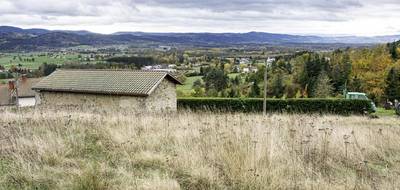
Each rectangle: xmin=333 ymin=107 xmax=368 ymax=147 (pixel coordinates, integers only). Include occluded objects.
xmin=189 ymin=41 xmax=400 ymax=104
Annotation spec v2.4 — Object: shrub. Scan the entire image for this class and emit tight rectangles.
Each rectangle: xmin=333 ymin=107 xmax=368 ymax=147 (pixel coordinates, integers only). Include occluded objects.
xmin=0 ymin=71 xmax=13 ymax=79
xmin=177 ymin=98 xmax=373 ymax=114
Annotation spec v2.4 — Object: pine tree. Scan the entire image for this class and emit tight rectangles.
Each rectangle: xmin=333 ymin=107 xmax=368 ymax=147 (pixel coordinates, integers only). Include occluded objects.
xmin=388 ymin=41 xmax=400 ymax=60
xmin=192 ymin=79 xmax=202 ymax=88
xmin=231 ymin=75 xmax=241 ymax=85
xmin=271 ymin=73 xmax=285 ymax=98
xmin=329 ymin=52 xmax=352 ymax=94
xmin=384 ymin=67 xmax=400 ymax=101
xmin=314 ymin=70 xmax=333 ymax=98
xmin=228 ymin=86 xmax=240 ymax=98
xmin=299 ymin=53 xmax=328 ymax=97
xmin=202 ymin=68 xmax=229 ymax=92
xmin=249 ymin=80 xmax=260 ymax=97
xmin=200 ymin=67 xmax=205 ymax=75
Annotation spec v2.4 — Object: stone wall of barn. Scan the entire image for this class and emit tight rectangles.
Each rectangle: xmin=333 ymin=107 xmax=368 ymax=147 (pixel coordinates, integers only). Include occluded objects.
xmin=37 ymin=80 xmax=177 ymax=112
xmin=143 ymin=78 xmax=177 ymax=111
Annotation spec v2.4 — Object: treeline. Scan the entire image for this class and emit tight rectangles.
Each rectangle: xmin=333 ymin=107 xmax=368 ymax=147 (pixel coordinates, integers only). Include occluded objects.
xmin=185 ymin=40 xmax=400 ymax=104
xmin=384 ymin=40 xmax=400 ymax=101
xmin=186 ymin=52 xmax=350 ymax=99
xmin=388 ymin=40 xmax=400 ymax=60
xmin=106 ymin=56 xmax=157 ymax=68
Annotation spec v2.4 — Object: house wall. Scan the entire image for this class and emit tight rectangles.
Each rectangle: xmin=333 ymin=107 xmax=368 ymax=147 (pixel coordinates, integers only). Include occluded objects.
xmin=18 ymin=97 xmax=36 ymax=107
xmin=37 ymin=79 xmax=177 ymax=112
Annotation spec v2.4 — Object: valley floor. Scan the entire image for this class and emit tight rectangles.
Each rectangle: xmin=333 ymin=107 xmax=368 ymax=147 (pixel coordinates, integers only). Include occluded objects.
xmin=1 ymin=107 xmax=400 ymax=189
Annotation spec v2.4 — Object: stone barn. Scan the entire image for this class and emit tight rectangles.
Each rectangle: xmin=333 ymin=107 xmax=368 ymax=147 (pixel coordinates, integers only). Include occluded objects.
xmin=32 ymin=70 xmax=182 ymax=111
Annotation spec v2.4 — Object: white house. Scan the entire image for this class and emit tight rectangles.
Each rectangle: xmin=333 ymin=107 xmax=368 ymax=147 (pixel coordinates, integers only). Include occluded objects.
xmin=156 ymin=46 xmax=172 ymax=52
xmin=266 ymin=57 xmax=276 ymax=67
xmin=239 ymin=58 xmax=251 ymax=65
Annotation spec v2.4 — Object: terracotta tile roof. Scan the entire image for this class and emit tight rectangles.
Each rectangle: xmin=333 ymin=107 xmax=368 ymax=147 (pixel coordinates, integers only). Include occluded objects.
xmin=32 ymin=69 xmax=182 ymax=96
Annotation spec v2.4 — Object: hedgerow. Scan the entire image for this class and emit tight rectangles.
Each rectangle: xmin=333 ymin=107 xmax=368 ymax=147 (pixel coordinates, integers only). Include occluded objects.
xmin=177 ymin=98 xmax=373 ymax=114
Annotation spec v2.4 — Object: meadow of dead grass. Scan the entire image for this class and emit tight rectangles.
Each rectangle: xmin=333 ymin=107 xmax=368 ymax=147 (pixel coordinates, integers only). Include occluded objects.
xmin=0 ymin=107 xmax=400 ymax=189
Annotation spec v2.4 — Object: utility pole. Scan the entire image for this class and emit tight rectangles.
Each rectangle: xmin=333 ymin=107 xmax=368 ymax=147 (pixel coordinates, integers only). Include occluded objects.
xmin=15 ymin=65 xmax=21 ymax=109
xmin=15 ymin=73 xmax=20 ymax=109
xmin=263 ymin=61 xmax=268 ymax=115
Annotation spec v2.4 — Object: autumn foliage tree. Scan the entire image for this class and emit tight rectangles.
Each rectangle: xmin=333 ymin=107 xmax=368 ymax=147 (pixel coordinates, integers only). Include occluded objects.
xmin=349 ymin=45 xmax=393 ymax=101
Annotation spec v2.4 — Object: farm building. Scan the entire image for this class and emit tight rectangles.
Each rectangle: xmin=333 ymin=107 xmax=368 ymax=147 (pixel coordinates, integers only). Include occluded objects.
xmin=0 ymin=77 xmax=41 ymax=107
xmin=32 ymin=70 xmax=182 ymax=112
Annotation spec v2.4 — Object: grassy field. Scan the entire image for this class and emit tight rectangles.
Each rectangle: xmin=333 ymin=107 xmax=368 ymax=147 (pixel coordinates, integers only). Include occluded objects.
xmin=177 ymin=76 xmax=203 ymax=94
xmin=1 ymin=107 xmax=400 ymax=189
xmin=0 ymin=53 xmax=81 ymax=69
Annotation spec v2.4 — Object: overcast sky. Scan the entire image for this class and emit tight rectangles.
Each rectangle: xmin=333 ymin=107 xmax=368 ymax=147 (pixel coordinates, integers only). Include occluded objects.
xmin=0 ymin=0 xmax=399 ymax=36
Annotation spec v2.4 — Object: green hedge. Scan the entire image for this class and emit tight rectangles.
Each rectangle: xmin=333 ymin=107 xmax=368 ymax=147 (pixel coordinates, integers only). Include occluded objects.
xmin=177 ymin=98 xmax=373 ymax=114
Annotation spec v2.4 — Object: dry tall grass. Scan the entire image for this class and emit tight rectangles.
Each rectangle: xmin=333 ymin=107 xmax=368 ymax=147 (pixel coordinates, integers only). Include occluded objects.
xmin=1 ymin=107 xmax=400 ymax=189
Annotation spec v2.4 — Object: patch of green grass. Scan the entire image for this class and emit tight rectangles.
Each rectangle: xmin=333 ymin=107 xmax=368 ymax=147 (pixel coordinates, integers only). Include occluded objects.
xmin=0 ymin=158 xmax=11 ymax=178
xmin=228 ymin=73 xmax=240 ymax=79
xmin=375 ymin=107 xmax=396 ymax=117
xmin=67 ymin=129 xmax=114 ymax=160
xmin=72 ymin=165 xmax=109 ymax=190
xmin=177 ymin=76 xmax=203 ymax=94
xmin=3 ymin=171 xmax=56 ymax=190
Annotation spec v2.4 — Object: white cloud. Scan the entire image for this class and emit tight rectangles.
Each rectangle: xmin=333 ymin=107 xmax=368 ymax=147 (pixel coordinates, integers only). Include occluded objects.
xmin=0 ymin=0 xmax=399 ymax=36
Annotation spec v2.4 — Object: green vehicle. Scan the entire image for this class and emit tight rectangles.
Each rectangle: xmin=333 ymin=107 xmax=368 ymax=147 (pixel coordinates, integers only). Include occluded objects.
xmin=345 ymin=92 xmax=377 ymax=112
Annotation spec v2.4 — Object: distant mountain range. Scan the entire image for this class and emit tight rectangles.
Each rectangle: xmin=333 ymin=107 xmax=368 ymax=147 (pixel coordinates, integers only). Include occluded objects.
xmin=1 ymin=26 xmax=399 ymax=51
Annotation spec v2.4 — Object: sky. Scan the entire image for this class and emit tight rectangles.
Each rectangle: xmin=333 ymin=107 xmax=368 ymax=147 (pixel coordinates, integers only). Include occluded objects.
xmin=0 ymin=0 xmax=399 ymax=36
